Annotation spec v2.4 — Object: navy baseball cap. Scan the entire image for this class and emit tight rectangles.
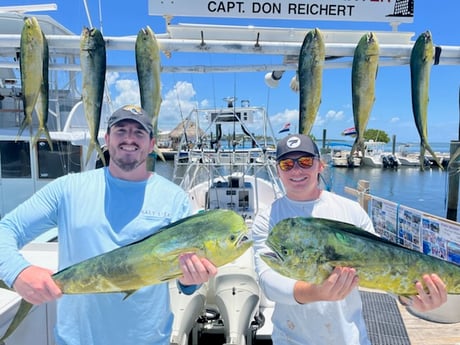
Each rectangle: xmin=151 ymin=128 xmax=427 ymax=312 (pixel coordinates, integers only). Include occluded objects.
xmin=276 ymin=134 xmax=320 ymax=160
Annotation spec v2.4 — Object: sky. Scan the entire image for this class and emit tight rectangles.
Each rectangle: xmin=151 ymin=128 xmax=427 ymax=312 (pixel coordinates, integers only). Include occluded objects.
xmin=2 ymin=0 xmax=459 ymax=143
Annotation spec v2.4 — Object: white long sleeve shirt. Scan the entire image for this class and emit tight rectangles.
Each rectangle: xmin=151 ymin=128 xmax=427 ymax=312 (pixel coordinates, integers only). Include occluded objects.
xmin=252 ymin=190 xmax=375 ymax=345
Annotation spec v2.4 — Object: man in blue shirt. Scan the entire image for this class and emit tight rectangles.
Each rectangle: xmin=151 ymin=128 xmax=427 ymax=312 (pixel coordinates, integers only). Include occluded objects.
xmin=0 ymin=105 xmax=216 ymax=344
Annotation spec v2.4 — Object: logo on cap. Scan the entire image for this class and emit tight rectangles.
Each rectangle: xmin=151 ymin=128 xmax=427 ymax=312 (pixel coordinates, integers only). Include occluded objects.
xmin=286 ymin=136 xmax=302 ymax=149
xmin=123 ymin=105 xmax=143 ymax=115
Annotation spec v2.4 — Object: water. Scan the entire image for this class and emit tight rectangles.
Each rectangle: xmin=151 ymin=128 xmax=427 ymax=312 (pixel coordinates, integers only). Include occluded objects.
xmin=155 ymin=158 xmax=459 ymax=221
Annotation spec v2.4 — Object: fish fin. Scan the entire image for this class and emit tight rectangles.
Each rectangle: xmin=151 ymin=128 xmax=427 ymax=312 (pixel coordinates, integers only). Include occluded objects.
xmin=122 ymin=290 xmax=137 ymax=300
xmin=159 ymin=273 xmax=183 ymax=282
xmin=154 ymin=144 xmax=165 ymax=162
xmin=0 ymin=280 xmax=12 ymax=290
xmin=289 ymin=73 xmax=299 ymax=92
xmin=0 ymin=298 xmax=34 ymax=342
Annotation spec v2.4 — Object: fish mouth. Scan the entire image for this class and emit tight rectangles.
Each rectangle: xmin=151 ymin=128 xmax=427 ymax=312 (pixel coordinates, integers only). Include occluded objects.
xmin=260 ymin=251 xmax=284 ymax=262
xmin=236 ymin=233 xmax=252 ymax=247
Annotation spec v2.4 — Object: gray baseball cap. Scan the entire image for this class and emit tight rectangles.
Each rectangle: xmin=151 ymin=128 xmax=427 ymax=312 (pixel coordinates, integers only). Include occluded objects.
xmin=276 ymin=134 xmax=320 ymax=160
xmin=107 ymin=105 xmax=153 ymax=135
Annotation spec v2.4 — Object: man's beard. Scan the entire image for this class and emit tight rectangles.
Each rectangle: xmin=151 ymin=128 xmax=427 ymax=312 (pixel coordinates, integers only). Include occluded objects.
xmin=112 ymin=155 xmax=146 ymax=172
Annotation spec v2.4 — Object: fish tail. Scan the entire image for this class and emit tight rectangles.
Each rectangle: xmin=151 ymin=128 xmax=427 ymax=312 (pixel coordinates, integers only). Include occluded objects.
xmin=95 ymin=141 xmax=107 ymax=167
xmin=86 ymin=140 xmax=106 ymax=167
xmin=16 ymin=115 xmax=33 ymax=141
xmin=422 ymin=139 xmax=443 ymax=170
xmin=447 ymin=146 xmax=460 ymax=171
xmin=32 ymin=125 xmax=53 ymax=150
xmin=0 ymin=298 xmax=34 ymax=342
xmin=85 ymin=140 xmax=96 ymax=167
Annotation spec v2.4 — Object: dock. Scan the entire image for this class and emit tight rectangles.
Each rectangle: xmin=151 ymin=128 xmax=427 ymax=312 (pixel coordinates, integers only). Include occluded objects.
xmin=399 ymin=303 xmax=460 ymax=345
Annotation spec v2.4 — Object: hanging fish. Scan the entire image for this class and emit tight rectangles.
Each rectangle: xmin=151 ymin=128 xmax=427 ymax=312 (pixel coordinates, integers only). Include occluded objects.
xmin=348 ymin=32 xmax=379 ymax=166
xmin=410 ymin=31 xmax=443 ymax=170
xmin=80 ymin=27 xmax=107 ymax=167
xmin=296 ymin=28 xmax=325 ymax=135
xmin=18 ymin=17 xmax=44 ymax=139
xmin=135 ymin=26 xmax=165 ymax=167
xmin=33 ymin=30 xmax=53 ymax=149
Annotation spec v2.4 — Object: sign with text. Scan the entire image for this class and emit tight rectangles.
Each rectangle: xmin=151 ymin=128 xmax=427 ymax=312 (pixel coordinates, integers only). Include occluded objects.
xmin=149 ymin=0 xmax=414 ymax=23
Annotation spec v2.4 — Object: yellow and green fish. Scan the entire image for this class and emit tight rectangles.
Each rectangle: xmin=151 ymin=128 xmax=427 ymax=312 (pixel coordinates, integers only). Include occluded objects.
xmin=261 ymin=217 xmax=460 ymax=296
xmin=0 ymin=209 xmax=251 ymax=342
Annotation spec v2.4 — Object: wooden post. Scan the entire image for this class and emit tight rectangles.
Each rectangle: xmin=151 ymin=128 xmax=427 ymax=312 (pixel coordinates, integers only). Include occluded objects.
xmin=344 ymin=179 xmax=371 ymax=213
xmin=447 ymin=141 xmax=460 ymax=221
xmin=357 ymin=180 xmax=370 ymax=211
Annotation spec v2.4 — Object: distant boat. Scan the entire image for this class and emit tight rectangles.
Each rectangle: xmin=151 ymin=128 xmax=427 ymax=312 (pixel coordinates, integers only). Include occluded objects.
xmin=361 ymin=141 xmax=400 ymax=169
xmin=327 ymin=143 xmax=361 ymax=168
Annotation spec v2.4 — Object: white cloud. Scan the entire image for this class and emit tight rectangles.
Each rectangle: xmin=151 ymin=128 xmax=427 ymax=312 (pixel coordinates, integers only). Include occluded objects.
xmin=390 ymin=117 xmax=400 ymax=123
xmin=325 ymin=110 xmax=344 ymax=121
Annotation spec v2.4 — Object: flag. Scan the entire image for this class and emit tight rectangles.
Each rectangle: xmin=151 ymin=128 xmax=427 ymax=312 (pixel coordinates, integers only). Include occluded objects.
xmin=278 ymin=122 xmax=291 ymax=134
xmin=341 ymin=127 xmax=356 ymax=136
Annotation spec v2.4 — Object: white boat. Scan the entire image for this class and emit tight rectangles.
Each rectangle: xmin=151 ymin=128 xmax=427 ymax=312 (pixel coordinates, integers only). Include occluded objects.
xmin=395 ymin=144 xmax=432 ymax=168
xmin=327 ymin=143 xmax=361 ymax=168
xmin=361 ymin=141 xmax=401 ymax=169
xmin=169 ymin=98 xmax=284 ymax=345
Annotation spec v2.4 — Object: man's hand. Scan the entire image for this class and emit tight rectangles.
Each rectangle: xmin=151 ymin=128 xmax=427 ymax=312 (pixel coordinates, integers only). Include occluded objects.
xmin=13 ymin=266 xmax=62 ymax=304
xmin=178 ymin=253 xmax=218 ymax=286
xmin=399 ymin=274 xmax=447 ymax=312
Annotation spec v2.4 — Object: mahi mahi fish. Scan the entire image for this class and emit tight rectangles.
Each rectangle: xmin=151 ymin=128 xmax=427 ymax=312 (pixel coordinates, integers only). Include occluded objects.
xmin=135 ymin=26 xmax=165 ymax=167
xmin=297 ymin=28 xmax=325 ymax=135
xmin=0 ymin=209 xmax=251 ymax=342
xmin=261 ymin=217 xmax=460 ymax=296
xmin=80 ymin=27 xmax=107 ymax=167
xmin=33 ymin=30 xmax=53 ymax=149
xmin=18 ymin=17 xmax=45 ymax=139
xmin=348 ymin=32 xmax=379 ymax=166
xmin=410 ymin=31 xmax=443 ymax=170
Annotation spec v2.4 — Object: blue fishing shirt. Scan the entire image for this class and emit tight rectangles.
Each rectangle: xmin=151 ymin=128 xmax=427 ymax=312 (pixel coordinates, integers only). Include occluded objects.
xmin=0 ymin=167 xmax=192 ymax=345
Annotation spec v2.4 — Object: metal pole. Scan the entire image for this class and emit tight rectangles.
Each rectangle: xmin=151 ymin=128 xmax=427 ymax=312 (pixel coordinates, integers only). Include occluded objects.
xmin=446 ymin=87 xmax=460 ymax=221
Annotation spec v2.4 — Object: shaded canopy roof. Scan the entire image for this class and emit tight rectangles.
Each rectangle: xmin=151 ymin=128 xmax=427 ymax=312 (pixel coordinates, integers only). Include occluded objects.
xmin=169 ymin=120 xmax=205 ymax=139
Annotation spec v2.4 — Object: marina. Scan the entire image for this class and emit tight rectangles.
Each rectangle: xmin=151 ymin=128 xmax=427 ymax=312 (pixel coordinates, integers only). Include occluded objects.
xmin=0 ymin=1 xmax=460 ymax=345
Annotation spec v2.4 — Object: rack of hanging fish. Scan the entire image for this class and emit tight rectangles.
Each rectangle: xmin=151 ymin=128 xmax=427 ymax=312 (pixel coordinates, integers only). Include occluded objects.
xmin=9 ymin=18 xmax=460 ymax=170
xmin=15 ymin=17 xmax=162 ymax=168
xmin=292 ymin=28 xmax=458 ymax=171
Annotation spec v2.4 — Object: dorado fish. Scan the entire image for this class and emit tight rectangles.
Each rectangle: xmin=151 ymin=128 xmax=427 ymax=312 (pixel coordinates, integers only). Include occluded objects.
xmin=33 ymin=30 xmax=53 ymax=149
xmin=297 ymin=28 xmax=325 ymax=135
xmin=0 ymin=209 xmax=251 ymax=342
xmin=135 ymin=26 xmax=165 ymax=168
xmin=348 ymin=32 xmax=379 ymax=166
xmin=80 ymin=27 xmax=106 ymax=167
xmin=410 ymin=31 xmax=443 ymax=170
xmin=18 ymin=17 xmax=44 ymax=139
xmin=261 ymin=217 xmax=460 ymax=296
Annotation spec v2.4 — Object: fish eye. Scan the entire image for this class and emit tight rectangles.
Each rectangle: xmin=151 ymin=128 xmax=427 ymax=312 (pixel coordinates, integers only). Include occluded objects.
xmin=281 ymin=246 xmax=289 ymax=255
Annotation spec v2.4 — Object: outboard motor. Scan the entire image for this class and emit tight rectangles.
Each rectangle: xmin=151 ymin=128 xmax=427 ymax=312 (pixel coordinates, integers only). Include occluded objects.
xmin=213 ymin=250 xmax=260 ymax=345
xmin=169 ymin=283 xmax=207 ymax=345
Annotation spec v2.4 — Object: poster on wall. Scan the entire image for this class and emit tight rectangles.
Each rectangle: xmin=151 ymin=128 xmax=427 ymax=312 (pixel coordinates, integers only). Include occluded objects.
xmin=421 ymin=215 xmax=460 ymax=265
xmin=370 ymin=195 xmax=460 ymax=265
xmin=370 ymin=196 xmax=399 ymax=243
xmin=396 ymin=205 xmax=422 ymax=251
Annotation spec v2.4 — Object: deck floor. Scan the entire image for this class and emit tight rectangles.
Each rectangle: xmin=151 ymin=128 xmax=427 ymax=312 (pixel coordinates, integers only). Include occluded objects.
xmin=398 ymin=304 xmax=460 ymax=345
